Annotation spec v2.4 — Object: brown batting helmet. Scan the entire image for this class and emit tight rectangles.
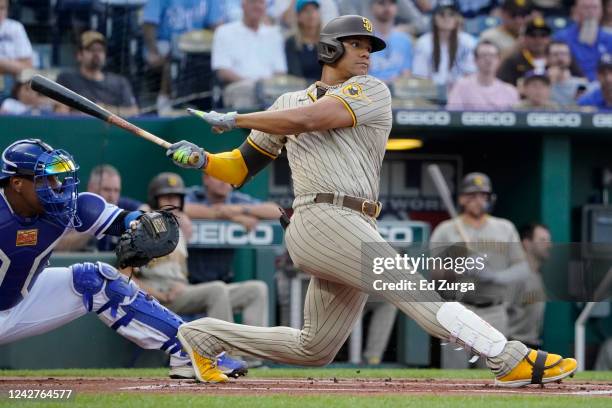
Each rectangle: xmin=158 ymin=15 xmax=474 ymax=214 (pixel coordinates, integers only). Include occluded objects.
xmin=318 ymin=15 xmax=386 ymax=64
xmin=147 ymin=172 xmax=186 ymax=209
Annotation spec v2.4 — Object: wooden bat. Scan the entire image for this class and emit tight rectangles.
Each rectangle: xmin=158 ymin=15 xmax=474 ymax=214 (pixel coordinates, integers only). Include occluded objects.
xmin=31 ymin=75 xmax=172 ymax=149
xmin=30 ymin=75 xmax=202 ymax=165
xmin=427 ymin=163 xmax=472 ymax=244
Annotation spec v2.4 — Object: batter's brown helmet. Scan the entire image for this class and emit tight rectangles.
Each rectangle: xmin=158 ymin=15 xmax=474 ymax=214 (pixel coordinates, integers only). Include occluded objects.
xmin=460 ymin=172 xmax=493 ymax=194
xmin=318 ymin=15 xmax=386 ymax=64
xmin=147 ymin=172 xmax=186 ymax=209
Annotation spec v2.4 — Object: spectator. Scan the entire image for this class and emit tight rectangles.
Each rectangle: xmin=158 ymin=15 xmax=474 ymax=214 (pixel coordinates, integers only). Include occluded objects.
xmin=56 ymin=31 xmax=139 ymax=117
xmin=604 ymin=0 xmax=612 ymax=34
xmin=554 ymin=0 xmax=612 ymax=81
xmin=142 ymin=0 xmax=224 ymax=112
xmin=430 ymin=172 xmax=530 ymax=368
xmin=273 ymin=0 xmax=339 ymax=26
xmin=413 ymin=0 xmax=477 ymax=89
xmin=498 ymin=17 xmax=551 ymax=86
xmin=447 ymin=40 xmax=520 ymax=110
xmin=134 ymin=173 xmax=269 ymax=337
xmin=514 ymin=70 xmax=560 ymax=109
xmin=56 ymin=164 xmax=144 ymax=252
xmin=547 ymin=40 xmax=589 ymax=106
xmin=0 ymin=70 xmax=57 ymax=115
xmin=480 ymin=0 xmax=532 ymax=58
xmin=212 ymin=0 xmax=287 ymax=107
xmin=0 ymin=0 xmax=33 ymax=81
xmin=185 ymin=174 xmax=281 ymax=284
xmin=578 ymin=53 xmax=612 ymax=111
xmin=369 ymin=0 xmax=414 ymax=82
xmin=337 ymin=0 xmax=429 ymax=35
xmin=507 ymin=223 xmax=550 ymax=349
xmin=285 ymin=0 xmax=323 ymax=82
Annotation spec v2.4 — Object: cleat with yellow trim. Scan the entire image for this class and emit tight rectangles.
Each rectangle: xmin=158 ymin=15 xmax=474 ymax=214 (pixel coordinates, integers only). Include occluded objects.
xmin=177 ymin=331 xmax=228 ymax=383
xmin=495 ymin=349 xmax=577 ymax=388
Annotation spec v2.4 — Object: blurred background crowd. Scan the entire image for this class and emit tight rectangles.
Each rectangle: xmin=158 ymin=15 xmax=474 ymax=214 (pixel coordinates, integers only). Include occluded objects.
xmin=2 ymin=0 xmax=612 ymax=115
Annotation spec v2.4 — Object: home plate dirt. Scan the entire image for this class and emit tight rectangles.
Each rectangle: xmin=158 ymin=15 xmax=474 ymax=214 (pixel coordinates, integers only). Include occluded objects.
xmin=1 ymin=377 xmax=611 ymax=397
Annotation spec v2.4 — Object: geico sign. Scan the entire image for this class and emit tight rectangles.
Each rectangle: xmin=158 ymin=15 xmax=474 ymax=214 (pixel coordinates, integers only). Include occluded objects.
xmin=192 ymin=223 xmax=274 ymax=245
xmin=593 ymin=114 xmax=612 ymax=127
xmin=526 ymin=112 xmax=581 ymax=127
xmin=378 ymin=225 xmax=414 ymax=243
xmin=395 ymin=111 xmax=451 ymax=126
xmin=461 ymin=112 xmax=516 ymax=126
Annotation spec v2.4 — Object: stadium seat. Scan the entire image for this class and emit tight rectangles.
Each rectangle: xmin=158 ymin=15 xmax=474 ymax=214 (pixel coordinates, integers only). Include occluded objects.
xmin=255 ymin=75 xmax=309 ymax=108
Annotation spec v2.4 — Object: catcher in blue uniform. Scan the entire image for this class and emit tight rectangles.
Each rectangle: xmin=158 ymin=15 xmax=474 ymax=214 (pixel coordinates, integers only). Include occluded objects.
xmin=0 ymin=139 xmax=245 ymax=381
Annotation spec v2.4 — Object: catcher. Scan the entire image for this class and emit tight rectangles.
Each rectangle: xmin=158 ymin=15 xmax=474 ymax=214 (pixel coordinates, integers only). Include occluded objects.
xmin=0 ymin=138 xmax=233 ymax=381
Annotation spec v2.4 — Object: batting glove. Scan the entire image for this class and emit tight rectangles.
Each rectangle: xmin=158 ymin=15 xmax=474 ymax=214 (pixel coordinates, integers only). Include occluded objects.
xmin=187 ymin=108 xmax=238 ymax=132
xmin=166 ymin=140 xmax=207 ymax=169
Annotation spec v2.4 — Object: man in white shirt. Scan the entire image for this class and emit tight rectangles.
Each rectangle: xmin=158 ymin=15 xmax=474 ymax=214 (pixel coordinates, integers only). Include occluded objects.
xmin=0 ymin=0 xmax=33 ymax=78
xmin=212 ymin=0 xmax=287 ymax=84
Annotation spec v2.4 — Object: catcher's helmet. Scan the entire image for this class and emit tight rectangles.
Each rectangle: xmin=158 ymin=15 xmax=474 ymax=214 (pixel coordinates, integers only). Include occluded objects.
xmin=147 ymin=172 xmax=186 ymax=210
xmin=1 ymin=139 xmax=80 ymax=227
xmin=318 ymin=15 xmax=386 ymax=64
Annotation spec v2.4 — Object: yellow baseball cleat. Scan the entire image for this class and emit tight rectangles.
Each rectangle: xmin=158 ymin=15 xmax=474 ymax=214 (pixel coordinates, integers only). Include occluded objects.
xmin=495 ymin=349 xmax=577 ymax=388
xmin=177 ymin=331 xmax=229 ymax=383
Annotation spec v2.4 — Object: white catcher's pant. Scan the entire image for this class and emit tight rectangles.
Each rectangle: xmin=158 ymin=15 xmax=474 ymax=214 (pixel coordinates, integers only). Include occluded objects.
xmin=0 ymin=267 xmax=188 ymax=367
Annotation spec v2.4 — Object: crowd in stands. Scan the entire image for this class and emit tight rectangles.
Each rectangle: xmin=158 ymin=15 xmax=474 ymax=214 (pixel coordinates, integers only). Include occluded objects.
xmin=2 ymin=0 xmax=612 ymax=113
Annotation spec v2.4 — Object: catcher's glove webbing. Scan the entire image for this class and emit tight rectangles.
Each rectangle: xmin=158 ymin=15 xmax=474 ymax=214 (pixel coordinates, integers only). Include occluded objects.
xmin=115 ymin=210 xmax=180 ymax=268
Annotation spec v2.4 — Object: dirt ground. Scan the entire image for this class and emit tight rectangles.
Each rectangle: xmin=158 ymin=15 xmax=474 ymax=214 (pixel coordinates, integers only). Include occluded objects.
xmin=1 ymin=377 xmax=611 ymax=397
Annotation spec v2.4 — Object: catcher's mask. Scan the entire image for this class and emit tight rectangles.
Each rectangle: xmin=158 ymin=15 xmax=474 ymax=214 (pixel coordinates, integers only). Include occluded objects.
xmin=318 ymin=15 xmax=386 ymax=64
xmin=1 ymin=139 xmax=80 ymax=228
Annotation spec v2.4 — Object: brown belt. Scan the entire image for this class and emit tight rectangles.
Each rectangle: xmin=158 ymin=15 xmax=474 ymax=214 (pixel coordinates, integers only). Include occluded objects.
xmin=314 ymin=193 xmax=382 ymax=219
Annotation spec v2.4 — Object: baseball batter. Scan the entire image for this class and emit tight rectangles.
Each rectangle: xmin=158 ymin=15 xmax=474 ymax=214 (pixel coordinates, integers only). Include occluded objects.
xmin=167 ymin=15 xmax=577 ymax=386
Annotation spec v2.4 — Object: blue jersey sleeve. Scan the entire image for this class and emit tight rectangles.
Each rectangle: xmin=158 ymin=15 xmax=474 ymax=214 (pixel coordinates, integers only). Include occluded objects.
xmin=75 ymin=193 xmax=122 ymax=238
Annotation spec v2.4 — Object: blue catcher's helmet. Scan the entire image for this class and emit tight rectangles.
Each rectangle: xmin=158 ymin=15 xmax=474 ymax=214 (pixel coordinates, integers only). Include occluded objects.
xmin=1 ymin=139 xmax=80 ymax=228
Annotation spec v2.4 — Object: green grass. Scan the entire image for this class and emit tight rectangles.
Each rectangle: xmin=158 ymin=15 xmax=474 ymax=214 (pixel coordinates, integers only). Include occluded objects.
xmin=1 ymin=367 xmax=611 ymax=381
xmin=1 ymin=394 xmax=611 ymax=408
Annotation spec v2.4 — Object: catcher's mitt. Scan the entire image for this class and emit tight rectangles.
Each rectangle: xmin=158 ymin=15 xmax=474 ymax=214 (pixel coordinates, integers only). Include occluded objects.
xmin=115 ymin=210 xmax=180 ymax=268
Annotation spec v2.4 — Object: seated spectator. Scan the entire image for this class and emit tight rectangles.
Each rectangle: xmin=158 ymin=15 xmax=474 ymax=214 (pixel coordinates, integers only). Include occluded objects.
xmin=480 ymin=0 xmax=532 ymax=58
xmin=285 ymin=0 xmax=322 ymax=82
xmin=142 ymin=0 xmax=224 ymax=112
xmin=577 ymin=53 xmax=612 ymax=111
xmin=134 ymin=173 xmax=269 ymax=336
xmin=0 ymin=0 xmax=33 ymax=82
xmin=0 ymin=70 xmax=57 ymax=115
xmin=498 ymin=17 xmax=551 ymax=86
xmin=212 ymin=0 xmax=287 ymax=108
xmin=547 ymin=40 xmax=589 ymax=106
xmin=56 ymin=31 xmax=139 ymax=117
xmin=369 ymin=0 xmax=414 ymax=82
xmin=604 ymin=0 xmax=612 ymax=34
xmin=514 ymin=70 xmax=560 ymax=109
xmin=184 ymin=174 xmax=281 ymax=284
xmin=447 ymin=40 xmax=520 ymax=110
xmin=554 ymin=0 xmax=612 ymax=81
xmin=273 ymin=0 xmax=339 ymax=26
xmin=413 ymin=0 xmax=477 ymax=89
xmin=56 ymin=164 xmax=145 ymax=252
xmin=338 ymin=0 xmax=429 ymax=35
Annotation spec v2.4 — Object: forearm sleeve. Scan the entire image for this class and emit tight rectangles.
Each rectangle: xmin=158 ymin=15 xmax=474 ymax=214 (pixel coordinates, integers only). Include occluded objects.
xmin=205 ymin=137 xmax=275 ymax=187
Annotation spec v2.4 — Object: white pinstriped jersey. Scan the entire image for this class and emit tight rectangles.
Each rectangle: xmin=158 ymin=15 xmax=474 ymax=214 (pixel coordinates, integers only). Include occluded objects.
xmin=248 ymin=75 xmax=392 ymax=202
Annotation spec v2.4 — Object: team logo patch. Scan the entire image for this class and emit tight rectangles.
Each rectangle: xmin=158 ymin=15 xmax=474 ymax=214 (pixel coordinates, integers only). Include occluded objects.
xmin=362 ymin=17 xmax=373 ymax=33
xmin=16 ymin=229 xmax=38 ymax=246
xmin=342 ymin=83 xmax=369 ymax=101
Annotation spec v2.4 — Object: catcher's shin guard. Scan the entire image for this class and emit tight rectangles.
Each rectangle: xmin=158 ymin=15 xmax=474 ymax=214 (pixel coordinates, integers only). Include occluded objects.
xmin=70 ymin=262 xmax=188 ymax=359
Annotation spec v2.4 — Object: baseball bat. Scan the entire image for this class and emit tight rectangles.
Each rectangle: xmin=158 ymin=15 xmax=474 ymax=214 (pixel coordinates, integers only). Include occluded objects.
xmin=30 ymin=74 xmax=171 ymax=149
xmin=427 ymin=164 xmax=472 ymax=244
